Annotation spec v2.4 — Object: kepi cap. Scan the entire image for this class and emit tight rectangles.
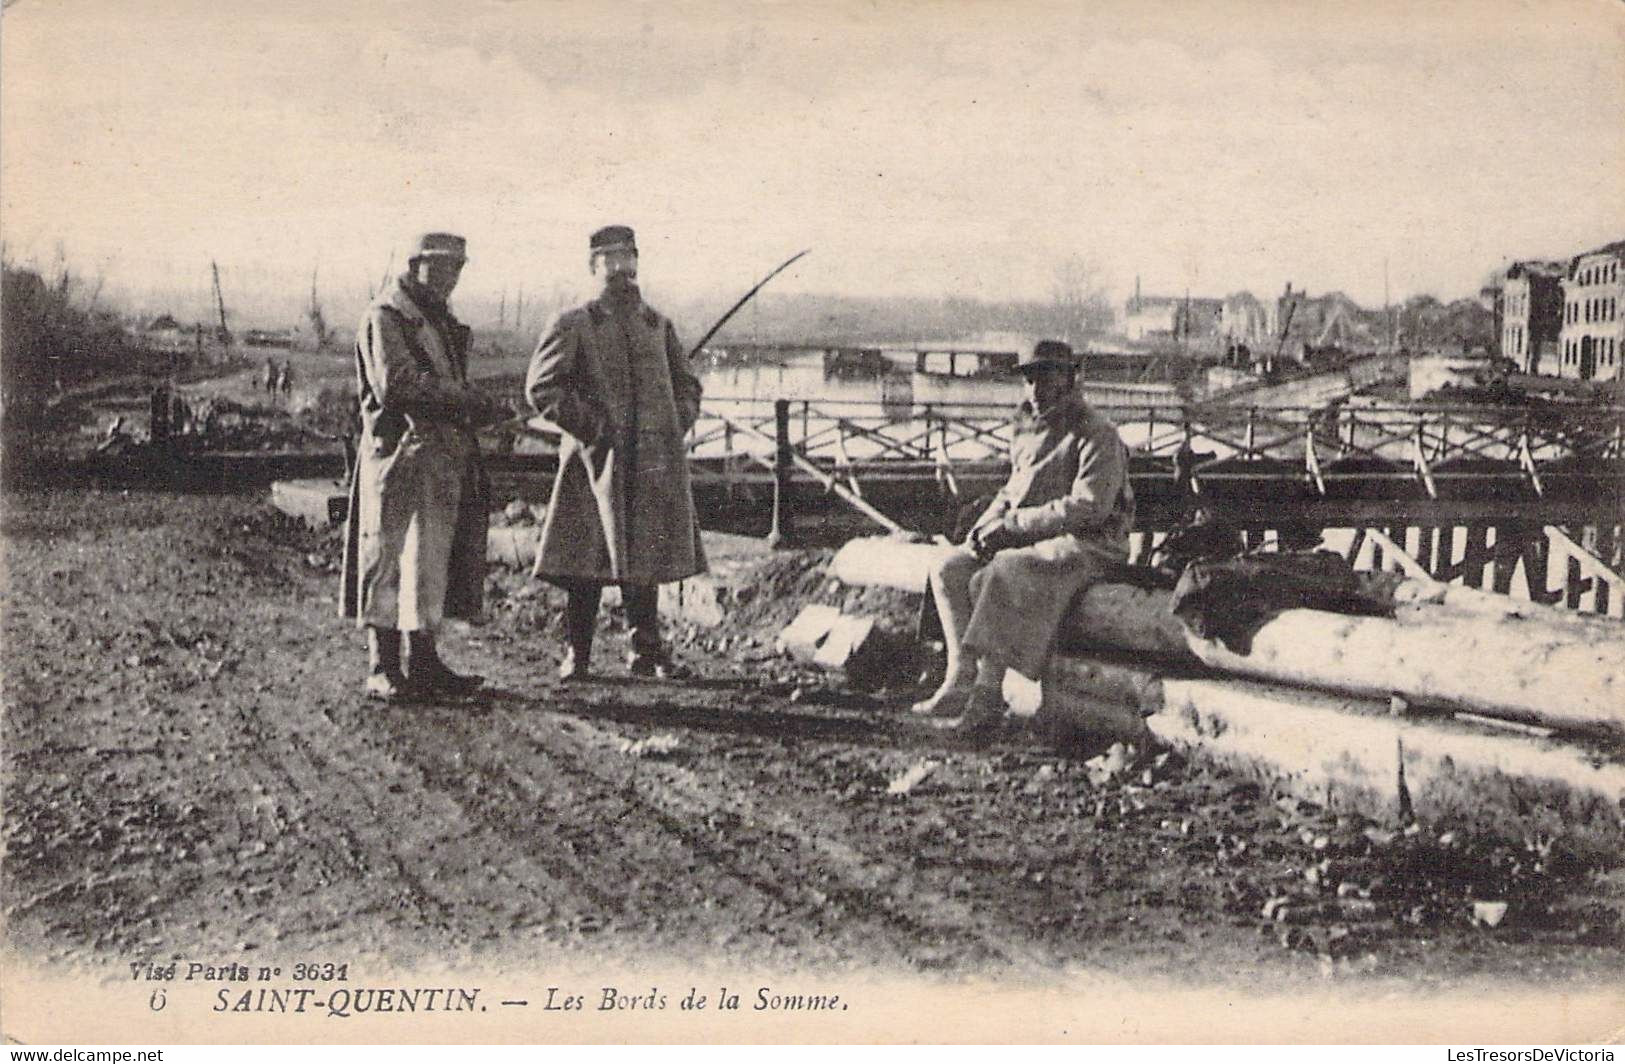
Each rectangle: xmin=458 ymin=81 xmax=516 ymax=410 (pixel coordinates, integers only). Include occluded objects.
xmin=590 ymin=225 xmax=638 ymax=254
xmin=1017 ymin=339 xmax=1077 ymax=375
xmin=411 ymin=232 xmax=467 ymax=262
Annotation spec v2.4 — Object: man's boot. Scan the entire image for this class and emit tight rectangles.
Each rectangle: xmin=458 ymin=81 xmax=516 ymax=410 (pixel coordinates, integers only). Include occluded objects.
xmin=624 ymin=584 xmax=688 ymax=679
xmin=559 ymin=584 xmax=601 ymax=682
xmin=936 ymin=683 xmax=1006 ymax=735
xmin=365 ymin=626 xmax=409 ymax=701
xmin=405 ymin=630 xmax=484 ymax=696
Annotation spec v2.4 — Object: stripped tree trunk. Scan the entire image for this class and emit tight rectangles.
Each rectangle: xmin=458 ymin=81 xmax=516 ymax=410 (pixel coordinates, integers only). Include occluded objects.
xmin=831 ymin=537 xmax=1625 ymax=735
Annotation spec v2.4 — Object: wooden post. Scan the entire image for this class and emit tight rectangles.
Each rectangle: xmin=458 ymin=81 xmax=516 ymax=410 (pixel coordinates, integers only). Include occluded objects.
xmin=1491 ymin=522 xmax=1524 ymax=595
xmin=766 ymin=398 xmax=794 ymax=548
xmin=1566 ymin=555 xmax=1588 ymax=611
xmin=1464 ymin=525 xmax=1492 ymax=589
xmin=1346 ymin=527 xmax=1368 ymax=567
xmin=1428 ymin=526 xmax=1446 ymax=580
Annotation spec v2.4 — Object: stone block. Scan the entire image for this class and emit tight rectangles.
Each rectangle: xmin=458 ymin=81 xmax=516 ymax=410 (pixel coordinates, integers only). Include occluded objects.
xmin=659 ymin=576 xmax=727 ymax=628
xmin=270 ymin=478 xmax=346 ymax=529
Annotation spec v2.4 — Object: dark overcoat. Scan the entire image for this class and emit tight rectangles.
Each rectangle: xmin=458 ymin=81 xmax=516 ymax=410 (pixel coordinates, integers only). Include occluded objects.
xmin=525 ymin=289 xmax=706 ymax=586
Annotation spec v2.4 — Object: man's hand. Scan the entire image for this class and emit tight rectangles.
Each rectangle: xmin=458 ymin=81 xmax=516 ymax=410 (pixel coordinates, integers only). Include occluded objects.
xmin=968 ymin=523 xmax=1015 ymax=561
xmin=465 ymin=390 xmax=515 ymax=428
xmin=593 ymin=417 xmax=633 ymax=452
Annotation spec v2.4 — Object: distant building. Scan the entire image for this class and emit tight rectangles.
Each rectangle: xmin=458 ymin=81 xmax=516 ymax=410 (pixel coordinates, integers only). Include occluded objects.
xmin=1123 ymin=279 xmax=1223 ymax=348
xmin=1275 ymin=285 xmax=1378 ymax=361
xmin=1558 ymin=240 xmax=1625 ymax=382
xmin=1500 ymin=260 xmax=1565 ymax=376
xmin=1220 ymin=291 xmax=1275 ymax=348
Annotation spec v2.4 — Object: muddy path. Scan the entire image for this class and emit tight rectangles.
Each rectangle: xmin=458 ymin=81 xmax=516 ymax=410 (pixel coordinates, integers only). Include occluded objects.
xmin=3 ymin=487 xmax=1623 ymax=996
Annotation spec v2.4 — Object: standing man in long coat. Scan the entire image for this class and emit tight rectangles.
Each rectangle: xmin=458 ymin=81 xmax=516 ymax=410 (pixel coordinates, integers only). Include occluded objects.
xmin=912 ymin=340 xmax=1135 ymax=734
xmin=526 ymin=224 xmax=706 ymax=680
xmin=341 ymin=232 xmax=506 ymax=700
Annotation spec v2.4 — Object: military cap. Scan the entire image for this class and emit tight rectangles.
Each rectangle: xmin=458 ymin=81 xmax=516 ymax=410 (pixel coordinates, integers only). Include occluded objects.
xmin=410 ymin=232 xmax=467 ymax=262
xmin=589 ymin=225 xmax=638 ymax=254
xmin=1017 ymin=339 xmax=1077 ymax=375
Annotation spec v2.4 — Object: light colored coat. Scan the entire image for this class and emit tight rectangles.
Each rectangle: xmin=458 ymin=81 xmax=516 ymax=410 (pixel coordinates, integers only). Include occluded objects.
xmin=526 ymin=288 xmax=706 ymax=586
xmin=341 ymin=277 xmax=491 ymax=631
xmin=960 ymin=392 xmax=1135 ymax=678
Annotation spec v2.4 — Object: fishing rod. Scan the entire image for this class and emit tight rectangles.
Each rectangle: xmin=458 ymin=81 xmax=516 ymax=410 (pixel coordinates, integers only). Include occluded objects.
xmin=688 ymin=248 xmax=810 ymax=358
xmin=492 ymin=248 xmax=811 ymax=437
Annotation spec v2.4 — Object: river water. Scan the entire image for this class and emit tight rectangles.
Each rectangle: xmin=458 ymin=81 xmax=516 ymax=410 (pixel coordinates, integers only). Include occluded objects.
xmin=693 ymin=350 xmax=1171 ymax=458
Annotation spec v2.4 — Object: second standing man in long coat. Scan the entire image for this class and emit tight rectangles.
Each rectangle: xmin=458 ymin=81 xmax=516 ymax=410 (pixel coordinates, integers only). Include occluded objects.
xmin=342 ymin=232 xmax=507 ymax=700
xmin=526 ymin=224 xmax=707 ymax=680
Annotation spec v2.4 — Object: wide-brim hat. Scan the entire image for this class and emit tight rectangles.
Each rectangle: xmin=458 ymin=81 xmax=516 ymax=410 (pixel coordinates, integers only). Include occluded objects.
xmin=590 ymin=224 xmax=637 ymax=254
xmin=1017 ymin=339 xmax=1077 ymax=375
xmin=411 ymin=232 xmax=467 ymax=262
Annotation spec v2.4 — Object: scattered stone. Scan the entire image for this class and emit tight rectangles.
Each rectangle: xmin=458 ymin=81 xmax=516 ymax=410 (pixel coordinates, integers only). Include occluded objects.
xmin=621 ymin=733 xmax=684 ymax=759
xmin=886 ymin=760 xmax=940 ymax=796
xmin=1085 ymin=742 xmax=1135 ymax=787
xmin=1338 ymin=897 xmax=1379 ymax=917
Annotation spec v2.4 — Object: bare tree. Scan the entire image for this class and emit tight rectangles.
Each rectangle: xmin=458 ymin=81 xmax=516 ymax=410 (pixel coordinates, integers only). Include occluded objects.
xmin=1051 ymin=254 xmax=1113 ymax=344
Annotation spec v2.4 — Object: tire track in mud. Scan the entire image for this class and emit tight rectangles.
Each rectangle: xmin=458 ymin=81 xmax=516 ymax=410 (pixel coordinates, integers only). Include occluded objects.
xmin=208 ymin=675 xmax=596 ymax=958
xmin=363 ymin=666 xmax=1055 ymax=972
xmin=353 ymin=698 xmax=797 ymax=961
xmin=512 ymin=697 xmax=1057 ymax=973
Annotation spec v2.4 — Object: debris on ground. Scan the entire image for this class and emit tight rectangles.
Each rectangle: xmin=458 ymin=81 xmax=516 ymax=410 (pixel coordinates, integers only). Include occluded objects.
xmin=886 ymin=760 xmax=940 ymax=796
xmin=3 ymin=488 xmax=1621 ymax=985
xmin=620 ymin=733 xmax=684 ymax=759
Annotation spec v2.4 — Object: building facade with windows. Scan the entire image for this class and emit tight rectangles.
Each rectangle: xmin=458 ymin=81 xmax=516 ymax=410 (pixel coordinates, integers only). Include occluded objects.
xmin=1500 ymin=260 xmax=1565 ymax=375
xmin=1558 ymin=241 xmax=1625 ymax=382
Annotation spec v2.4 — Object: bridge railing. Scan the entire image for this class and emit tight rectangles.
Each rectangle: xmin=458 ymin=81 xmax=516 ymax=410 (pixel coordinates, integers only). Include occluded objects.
xmin=690 ymin=396 xmax=1625 ymax=476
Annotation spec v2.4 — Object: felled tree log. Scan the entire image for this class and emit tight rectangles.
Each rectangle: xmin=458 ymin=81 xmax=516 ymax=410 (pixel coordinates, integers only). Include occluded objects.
xmin=830 ymin=536 xmax=1625 ymax=735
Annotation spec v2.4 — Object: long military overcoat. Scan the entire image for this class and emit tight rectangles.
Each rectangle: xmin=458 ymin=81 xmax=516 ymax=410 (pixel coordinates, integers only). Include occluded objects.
xmin=525 ymin=289 xmax=706 ymax=586
xmin=341 ymin=277 xmax=490 ymax=631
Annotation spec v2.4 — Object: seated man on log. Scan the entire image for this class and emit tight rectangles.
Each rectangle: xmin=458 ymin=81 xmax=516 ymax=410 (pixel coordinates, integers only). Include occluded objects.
xmin=913 ymin=339 xmax=1135 ymax=733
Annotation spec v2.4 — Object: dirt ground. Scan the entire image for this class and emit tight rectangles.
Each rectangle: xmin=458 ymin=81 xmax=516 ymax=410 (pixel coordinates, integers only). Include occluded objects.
xmin=2 ymin=485 xmax=1623 ymax=1007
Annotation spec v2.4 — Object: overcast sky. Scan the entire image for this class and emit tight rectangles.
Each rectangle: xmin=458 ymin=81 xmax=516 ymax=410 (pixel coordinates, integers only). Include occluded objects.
xmin=3 ymin=0 xmax=1623 ymax=317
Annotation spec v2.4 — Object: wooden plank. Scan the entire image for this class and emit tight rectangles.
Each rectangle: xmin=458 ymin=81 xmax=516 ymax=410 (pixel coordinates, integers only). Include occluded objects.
xmin=1428 ymin=526 xmax=1447 ymax=581
xmin=1464 ymin=524 xmax=1492 ymax=589
xmin=1548 ymin=524 xmax=1625 ymax=619
xmin=1346 ymin=527 xmax=1368 ymax=566
xmin=1364 ymin=527 xmax=1431 ymax=582
xmin=1491 ymin=522 xmax=1526 ymax=595
xmin=1523 ymin=536 xmax=1564 ymax=605
xmin=1565 ymin=556 xmax=1591 ymax=610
